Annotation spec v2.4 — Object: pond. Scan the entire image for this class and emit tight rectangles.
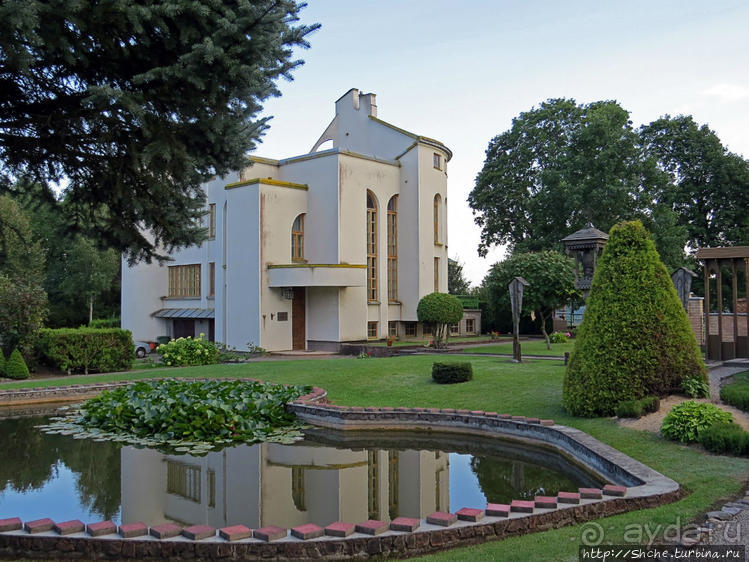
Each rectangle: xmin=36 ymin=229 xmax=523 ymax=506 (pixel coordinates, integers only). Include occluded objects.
xmin=0 ymin=410 xmax=604 ymax=530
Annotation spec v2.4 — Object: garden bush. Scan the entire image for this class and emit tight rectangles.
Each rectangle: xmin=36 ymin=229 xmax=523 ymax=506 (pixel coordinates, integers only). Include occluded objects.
xmin=682 ymin=376 xmax=710 ymax=398
xmin=661 ymin=401 xmax=733 ymax=443
xmin=432 ymin=362 xmax=473 ymax=384
xmin=614 ymin=395 xmax=659 ymax=419
xmin=88 ymin=317 xmax=120 ymax=329
xmin=5 ymin=348 xmax=29 ymax=379
xmin=615 ymin=399 xmax=643 ymax=418
xmin=157 ymin=335 xmax=219 ymax=366
xmin=697 ymin=422 xmax=749 ymax=456
xmin=0 ymin=349 xmax=5 ymax=376
xmin=417 ymin=293 xmax=463 ymax=348
xmin=640 ymin=395 xmax=660 ymax=414
xmin=37 ymin=328 xmax=134 ymax=374
xmin=549 ymin=331 xmax=570 ymax=344
xmin=720 ymin=381 xmax=749 ymax=412
xmin=562 ymin=221 xmax=707 ymax=417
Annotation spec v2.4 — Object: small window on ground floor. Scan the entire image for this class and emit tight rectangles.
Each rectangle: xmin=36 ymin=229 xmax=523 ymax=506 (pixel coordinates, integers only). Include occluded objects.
xmin=388 ymin=321 xmax=397 ymax=337
xmin=405 ymin=322 xmax=417 ymax=337
xmin=368 ymin=321 xmax=378 ymax=339
xmin=449 ymin=324 xmax=459 ymax=335
xmin=465 ymin=318 xmax=475 ymax=334
xmin=423 ymin=324 xmax=432 ymax=337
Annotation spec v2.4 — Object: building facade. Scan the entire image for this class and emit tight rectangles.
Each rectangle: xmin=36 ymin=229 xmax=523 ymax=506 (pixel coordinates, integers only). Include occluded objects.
xmin=122 ymin=89 xmax=452 ymax=351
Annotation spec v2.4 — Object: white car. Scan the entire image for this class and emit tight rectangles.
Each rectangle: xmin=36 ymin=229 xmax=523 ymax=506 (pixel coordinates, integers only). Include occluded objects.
xmin=134 ymin=341 xmax=155 ymax=359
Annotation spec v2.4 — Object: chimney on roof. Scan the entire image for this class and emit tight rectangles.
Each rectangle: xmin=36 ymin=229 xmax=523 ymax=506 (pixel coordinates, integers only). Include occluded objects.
xmin=359 ymin=92 xmax=377 ymax=117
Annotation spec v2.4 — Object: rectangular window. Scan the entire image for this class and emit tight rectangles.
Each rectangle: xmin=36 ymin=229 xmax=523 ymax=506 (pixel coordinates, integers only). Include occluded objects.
xmin=423 ymin=324 xmax=433 ymax=337
xmin=466 ymin=318 xmax=475 ymax=334
xmin=168 ymin=264 xmax=201 ymax=297
xmin=208 ymin=262 xmax=215 ymax=297
xmin=207 ymin=469 xmax=216 ymax=508
xmin=208 ymin=204 xmax=216 ymax=239
xmin=367 ymin=205 xmax=378 ymax=301
xmin=387 ymin=203 xmax=398 ymax=301
xmin=388 ymin=321 xmax=397 ymax=337
xmin=166 ymin=461 xmax=201 ymax=503
xmin=433 ymin=153 xmax=441 ymax=170
xmin=277 ymin=311 xmax=288 ymax=322
xmin=405 ymin=322 xmax=417 ymax=337
xmin=434 ymin=257 xmax=440 ymax=292
xmin=368 ymin=450 xmax=379 ymax=520
xmin=449 ymin=324 xmax=460 ymax=335
xmin=368 ymin=321 xmax=378 ymax=339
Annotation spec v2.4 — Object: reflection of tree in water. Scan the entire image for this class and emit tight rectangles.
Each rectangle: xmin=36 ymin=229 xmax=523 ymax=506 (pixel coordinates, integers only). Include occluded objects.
xmin=58 ymin=436 xmax=121 ymax=519
xmin=0 ymin=417 xmax=62 ymax=492
xmin=0 ymin=415 xmax=121 ymax=519
xmin=470 ymin=455 xmax=579 ymax=503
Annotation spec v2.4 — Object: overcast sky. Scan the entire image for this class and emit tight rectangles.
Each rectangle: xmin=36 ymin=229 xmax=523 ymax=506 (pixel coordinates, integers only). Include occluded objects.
xmin=254 ymin=0 xmax=749 ymax=285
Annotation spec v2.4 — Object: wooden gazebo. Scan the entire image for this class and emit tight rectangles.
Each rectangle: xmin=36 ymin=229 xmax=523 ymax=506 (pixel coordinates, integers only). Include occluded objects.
xmin=695 ymin=246 xmax=749 ymax=360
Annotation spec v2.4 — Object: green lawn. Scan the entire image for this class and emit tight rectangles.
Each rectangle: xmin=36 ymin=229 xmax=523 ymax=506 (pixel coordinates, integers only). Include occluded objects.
xmin=1 ymin=355 xmax=746 ymax=561
xmin=466 ymin=340 xmax=575 ymax=357
xmin=369 ymin=335 xmax=505 ymax=347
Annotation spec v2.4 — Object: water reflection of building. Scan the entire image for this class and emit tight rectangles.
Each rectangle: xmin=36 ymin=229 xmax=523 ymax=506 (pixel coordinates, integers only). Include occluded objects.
xmin=121 ymin=443 xmax=449 ymax=528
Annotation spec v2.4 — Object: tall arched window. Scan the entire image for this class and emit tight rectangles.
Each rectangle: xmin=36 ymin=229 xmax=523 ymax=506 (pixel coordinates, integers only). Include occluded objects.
xmin=433 ymin=194 xmax=441 ymax=243
xmin=387 ymin=196 xmax=398 ymax=301
xmin=291 ymin=214 xmax=304 ymax=261
xmin=367 ymin=191 xmax=378 ymax=302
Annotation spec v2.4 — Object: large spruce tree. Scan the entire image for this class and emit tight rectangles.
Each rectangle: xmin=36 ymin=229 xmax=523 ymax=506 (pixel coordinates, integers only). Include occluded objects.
xmin=0 ymin=1 xmax=319 ymax=262
xmin=562 ymin=221 xmax=706 ymax=417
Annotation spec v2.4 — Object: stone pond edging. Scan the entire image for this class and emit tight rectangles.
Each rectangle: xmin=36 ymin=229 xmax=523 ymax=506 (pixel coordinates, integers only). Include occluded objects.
xmin=0 ymin=380 xmax=682 ymax=560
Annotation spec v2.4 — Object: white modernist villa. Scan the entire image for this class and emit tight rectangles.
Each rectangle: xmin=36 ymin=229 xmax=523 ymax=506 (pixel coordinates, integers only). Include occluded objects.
xmin=122 ymin=88 xmax=462 ymax=351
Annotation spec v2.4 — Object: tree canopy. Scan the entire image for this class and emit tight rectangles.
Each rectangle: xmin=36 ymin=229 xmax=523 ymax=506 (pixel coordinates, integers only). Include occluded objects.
xmin=0 ymin=0 xmax=319 ymax=262
xmin=417 ymin=292 xmax=463 ymax=348
xmin=562 ymin=221 xmax=706 ymax=417
xmin=469 ymin=98 xmax=749 ymax=267
xmin=484 ymin=251 xmax=578 ymax=348
xmin=448 ymin=258 xmax=471 ymax=295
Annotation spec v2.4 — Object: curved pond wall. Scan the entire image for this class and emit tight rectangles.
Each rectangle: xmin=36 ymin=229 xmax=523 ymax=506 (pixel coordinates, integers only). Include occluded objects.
xmin=0 ymin=381 xmax=681 ymax=560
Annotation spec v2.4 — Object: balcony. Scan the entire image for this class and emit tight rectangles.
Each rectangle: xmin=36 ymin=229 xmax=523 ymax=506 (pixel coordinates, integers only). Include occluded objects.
xmin=267 ymin=264 xmax=366 ymax=287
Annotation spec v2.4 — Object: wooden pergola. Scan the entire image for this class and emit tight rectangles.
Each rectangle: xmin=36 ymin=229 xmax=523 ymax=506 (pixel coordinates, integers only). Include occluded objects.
xmin=695 ymin=246 xmax=749 ymax=360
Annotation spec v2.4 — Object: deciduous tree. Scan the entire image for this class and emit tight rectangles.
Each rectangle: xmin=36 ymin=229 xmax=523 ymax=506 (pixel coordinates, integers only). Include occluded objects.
xmin=448 ymin=258 xmax=471 ymax=295
xmin=417 ymin=292 xmax=463 ymax=349
xmin=484 ymin=251 xmax=578 ymax=348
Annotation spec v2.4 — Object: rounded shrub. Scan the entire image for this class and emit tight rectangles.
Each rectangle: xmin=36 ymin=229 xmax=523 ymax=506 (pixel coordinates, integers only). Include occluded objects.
xmin=660 ymin=401 xmax=733 ymax=443
xmin=640 ymin=395 xmax=660 ymax=414
xmin=720 ymin=382 xmax=749 ymax=412
xmin=417 ymin=293 xmax=463 ymax=347
xmin=562 ymin=221 xmax=707 ymax=417
xmin=432 ymin=362 xmax=473 ymax=384
xmin=157 ymin=335 xmax=219 ymax=367
xmin=682 ymin=376 xmax=710 ymax=398
xmin=698 ymin=422 xmax=749 ymax=456
xmin=5 ymin=348 xmax=29 ymax=380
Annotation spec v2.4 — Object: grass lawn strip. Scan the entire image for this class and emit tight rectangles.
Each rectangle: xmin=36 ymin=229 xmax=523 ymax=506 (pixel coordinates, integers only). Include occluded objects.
xmin=1 ymin=355 xmax=746 ymax=561
xmin=464 ymin=340 xmax=575 ymax=357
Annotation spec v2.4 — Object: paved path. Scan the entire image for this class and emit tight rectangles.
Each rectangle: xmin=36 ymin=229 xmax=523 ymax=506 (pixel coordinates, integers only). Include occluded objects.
xmin=707 ymin=359 xmax=749 ymax=400
xmin=697 ymin=489 xmax=749 ymax=560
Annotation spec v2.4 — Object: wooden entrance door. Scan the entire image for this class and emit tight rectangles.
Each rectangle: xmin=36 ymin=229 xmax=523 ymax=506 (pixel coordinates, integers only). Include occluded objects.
xmin=173 ymin=319 xmax=195 ymax=339
xmin=292 ymin=288 xmax=306 ymax=350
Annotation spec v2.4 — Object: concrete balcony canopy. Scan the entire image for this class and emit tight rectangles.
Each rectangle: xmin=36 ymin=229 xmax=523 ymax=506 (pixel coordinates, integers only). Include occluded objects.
xmin=267 ymin=264 xmax=366 ymax=287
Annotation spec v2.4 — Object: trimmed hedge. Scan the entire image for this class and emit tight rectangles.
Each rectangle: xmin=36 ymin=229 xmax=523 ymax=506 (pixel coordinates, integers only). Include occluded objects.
xmin=432 ymin=362 xmax=473 ymax=384
xmin=720 ymin=382 xmax=749 ymax=412
xmin=37 ymin=328 xmax=134 ymax=375
xmin=698 ymin=422 xmax=749 ymax=456
xmin=562 ymin=221 xmax=707 ymax=417
xmin=88 ymin=317 xmax=120 ymax=329
xmin=5 ymin=348 xmax=29 ymax=380
xmin=614 ymin=395 xmax=660 ymax=419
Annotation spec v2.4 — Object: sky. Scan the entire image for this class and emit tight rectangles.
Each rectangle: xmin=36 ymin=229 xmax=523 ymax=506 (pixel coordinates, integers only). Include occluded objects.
xmin=254 ymin=0 xmax=749 ymax=286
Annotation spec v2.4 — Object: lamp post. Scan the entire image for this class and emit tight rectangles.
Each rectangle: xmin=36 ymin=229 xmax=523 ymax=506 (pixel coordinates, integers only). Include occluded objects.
xmin=561 ymin=223 xmax=609 ymax=300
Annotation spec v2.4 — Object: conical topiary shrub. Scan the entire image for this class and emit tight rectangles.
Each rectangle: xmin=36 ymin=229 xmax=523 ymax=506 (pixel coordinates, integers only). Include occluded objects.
xmin=5 ymin=348 xmax=30 ymax=380
xmin=562 ymin=220 xmax=706 ymax=417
